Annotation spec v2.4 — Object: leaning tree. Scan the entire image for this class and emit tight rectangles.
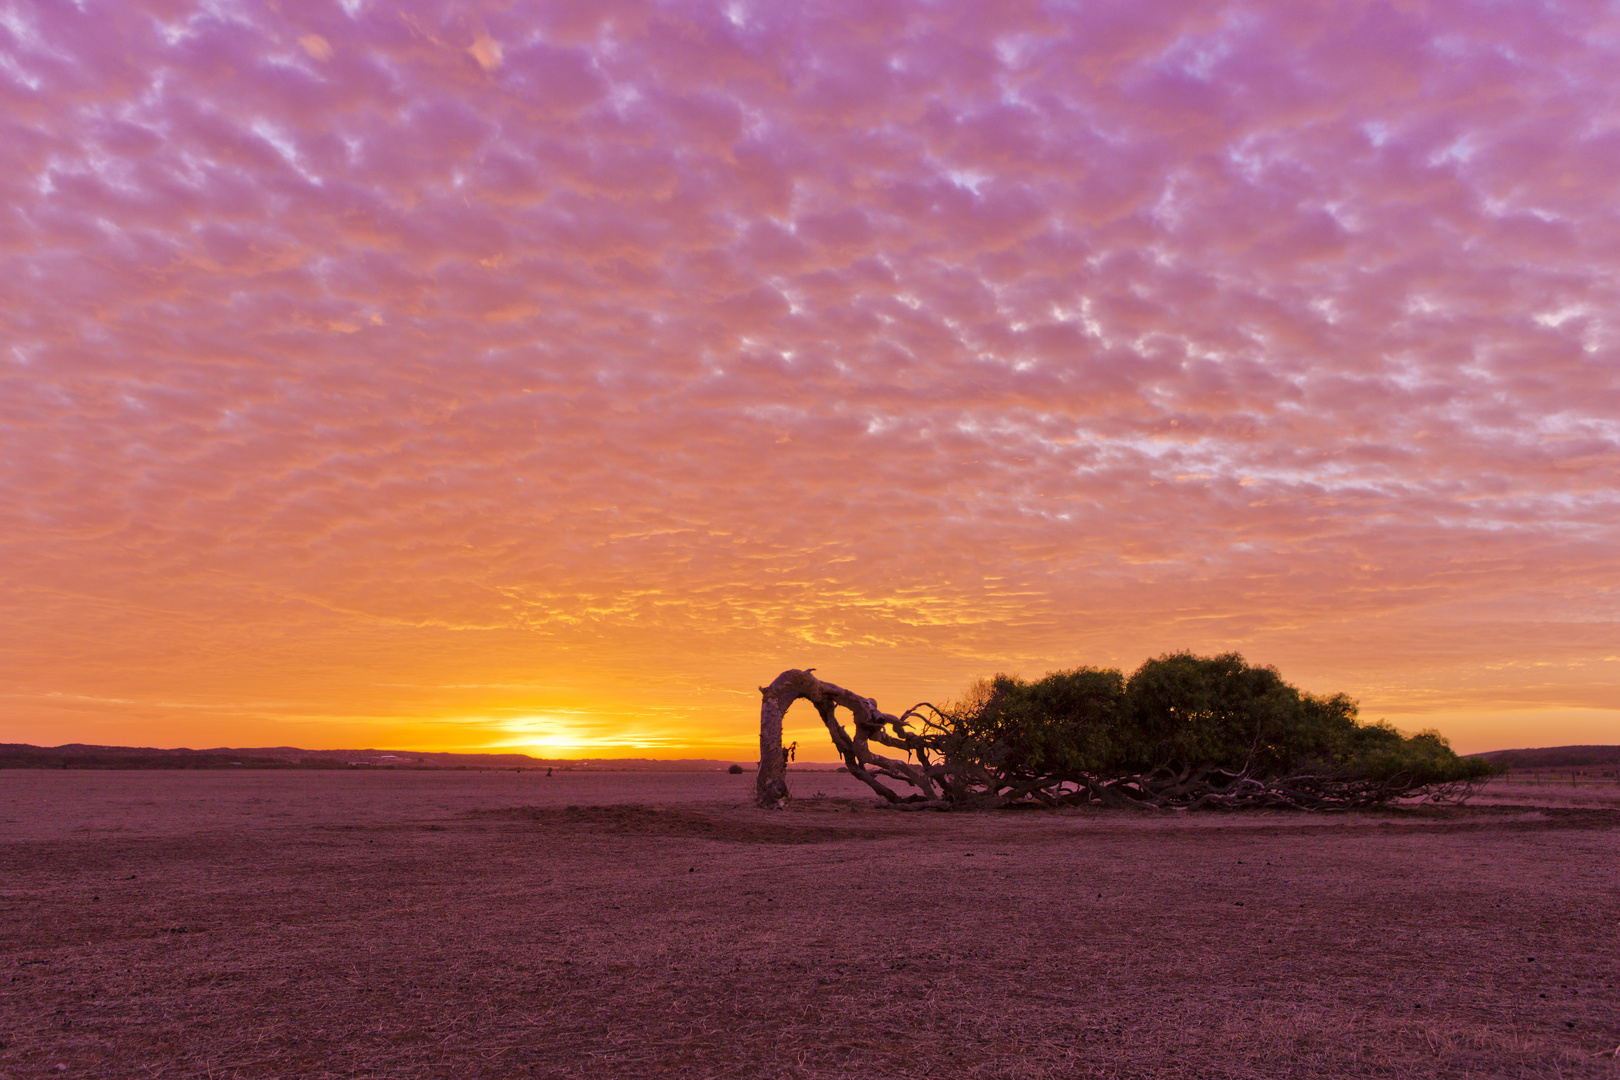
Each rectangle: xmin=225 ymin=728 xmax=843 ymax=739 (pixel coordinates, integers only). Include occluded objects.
xmin=754 ymin=655 xmax=1497 ymax=811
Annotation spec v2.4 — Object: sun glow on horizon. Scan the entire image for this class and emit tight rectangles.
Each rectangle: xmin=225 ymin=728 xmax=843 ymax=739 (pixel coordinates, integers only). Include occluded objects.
xmin=461 ymin=709 xmax=756 ymax=760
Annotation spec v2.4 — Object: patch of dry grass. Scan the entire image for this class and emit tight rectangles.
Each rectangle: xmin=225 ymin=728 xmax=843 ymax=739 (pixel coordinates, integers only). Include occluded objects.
xmin=1 ymin=773 xmax=1616 ymax=1078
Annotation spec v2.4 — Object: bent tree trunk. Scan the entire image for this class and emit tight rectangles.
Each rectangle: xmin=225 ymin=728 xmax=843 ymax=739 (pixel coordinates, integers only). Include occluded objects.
xmin=755 ymin=668 xmax=946 ymax=809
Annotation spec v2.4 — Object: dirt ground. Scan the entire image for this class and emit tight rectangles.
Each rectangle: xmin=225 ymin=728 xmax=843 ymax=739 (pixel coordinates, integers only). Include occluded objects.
xmin=2 ymin=770 xmax=1616 ymax=1079
xmin=1470 ymin=777 xmax=1620 ymax=810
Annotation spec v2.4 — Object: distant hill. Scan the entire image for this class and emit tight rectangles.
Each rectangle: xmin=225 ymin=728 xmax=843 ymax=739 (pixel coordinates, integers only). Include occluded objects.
xmin=0 ymin=743 xmax=749 ymax=771
xmin=12 ymin=740 xmax=1613 ymax=773
xmin=1467 ymin=745 xmax=1620 ymax=769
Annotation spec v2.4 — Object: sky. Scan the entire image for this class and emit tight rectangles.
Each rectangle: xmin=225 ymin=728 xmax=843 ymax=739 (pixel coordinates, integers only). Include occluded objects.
xmin=3 ymin=0 xmax=1618 ymax=760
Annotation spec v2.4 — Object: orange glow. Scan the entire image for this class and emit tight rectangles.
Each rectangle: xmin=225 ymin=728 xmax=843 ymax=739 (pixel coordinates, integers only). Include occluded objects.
xmin=3 ymin=1 xmax=1617 ymax=758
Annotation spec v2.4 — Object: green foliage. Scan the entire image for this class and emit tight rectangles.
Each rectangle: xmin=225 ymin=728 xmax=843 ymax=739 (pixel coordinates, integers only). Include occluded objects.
xmin=1336 ymin=722 xmax=1498 ymax=786
xmin=943 ymin=652 xmax=1496 ymax=793
xmin=942 ymin=667 xmax=1123 ymax=778
xmin=1119 ymin=652 xmax=1304 ymax=774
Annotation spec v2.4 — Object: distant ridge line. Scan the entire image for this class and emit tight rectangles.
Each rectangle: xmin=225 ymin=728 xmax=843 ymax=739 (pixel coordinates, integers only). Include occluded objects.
xmin=1466 ymin=745 xmax=1620 ymax=768
xmin=5 ymin=741 xmax=1613 ymax=771
xmin=0 ymin=743 xmax=753 ymax=771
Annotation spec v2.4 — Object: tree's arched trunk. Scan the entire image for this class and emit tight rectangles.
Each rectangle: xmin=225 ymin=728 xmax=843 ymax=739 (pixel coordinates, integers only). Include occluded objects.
xmin=755 ymin=668 xmax=944 ymax=809
xmin=754 ymin=670 xmax=800 ymax=808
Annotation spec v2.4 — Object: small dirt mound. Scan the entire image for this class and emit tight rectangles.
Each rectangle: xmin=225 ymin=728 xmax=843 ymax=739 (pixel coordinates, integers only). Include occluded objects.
xmin=469 ymin=804 xmax=880 ymax=844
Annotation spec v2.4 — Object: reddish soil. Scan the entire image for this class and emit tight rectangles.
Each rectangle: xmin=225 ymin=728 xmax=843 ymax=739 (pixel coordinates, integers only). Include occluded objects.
xmin=2 ymin=771 xmax=1616 ymax=1079
xmin=1469 ymin=777 xmax=1620 ymax=810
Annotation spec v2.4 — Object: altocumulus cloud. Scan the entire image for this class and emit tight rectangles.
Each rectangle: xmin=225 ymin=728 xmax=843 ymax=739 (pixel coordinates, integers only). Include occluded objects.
xmin=1 ymin=0 xmax=1617 ymax=752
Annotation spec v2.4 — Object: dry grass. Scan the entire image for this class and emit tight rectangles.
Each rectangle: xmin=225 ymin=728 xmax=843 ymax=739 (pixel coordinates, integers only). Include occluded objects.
xmin=2 ymin=771 xmax=1617 ymax=1078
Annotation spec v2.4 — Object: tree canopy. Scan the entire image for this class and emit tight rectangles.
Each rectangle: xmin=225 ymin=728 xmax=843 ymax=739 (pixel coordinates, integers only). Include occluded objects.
xmin=930 ymin=653 xmax=1496 ymax=808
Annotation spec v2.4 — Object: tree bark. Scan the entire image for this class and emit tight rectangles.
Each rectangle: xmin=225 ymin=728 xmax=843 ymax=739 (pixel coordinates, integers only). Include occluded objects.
xmin=755 ymin=669 xmax=813 ymax=808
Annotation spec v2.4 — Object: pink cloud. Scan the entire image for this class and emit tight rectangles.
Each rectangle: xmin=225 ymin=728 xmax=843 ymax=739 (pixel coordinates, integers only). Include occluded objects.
xmin=1 ymin=0 xmax=1617 ymax=755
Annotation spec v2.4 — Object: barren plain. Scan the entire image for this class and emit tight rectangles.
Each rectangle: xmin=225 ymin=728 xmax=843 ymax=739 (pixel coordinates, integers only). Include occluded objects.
xmin=2 ymin=770 xmax=1616 ymax=1079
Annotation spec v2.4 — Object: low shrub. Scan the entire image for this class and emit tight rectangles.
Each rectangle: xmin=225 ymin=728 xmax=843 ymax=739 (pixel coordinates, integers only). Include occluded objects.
xmin=924 ymin=653 xmax=1497 ymax=808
